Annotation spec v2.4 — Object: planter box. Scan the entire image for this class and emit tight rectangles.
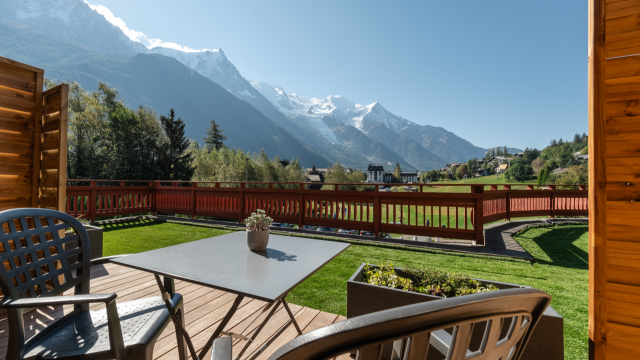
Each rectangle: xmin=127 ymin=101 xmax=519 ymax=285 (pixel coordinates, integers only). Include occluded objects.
xmin=347 ymin=263 xmax=563 ymax=360
xmin=65 ymin=224 xmax=104 ymax=262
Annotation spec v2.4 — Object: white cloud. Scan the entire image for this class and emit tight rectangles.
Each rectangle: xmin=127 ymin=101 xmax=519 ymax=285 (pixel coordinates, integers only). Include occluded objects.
xmin=83 ymin=1 xmax=212 ymax=53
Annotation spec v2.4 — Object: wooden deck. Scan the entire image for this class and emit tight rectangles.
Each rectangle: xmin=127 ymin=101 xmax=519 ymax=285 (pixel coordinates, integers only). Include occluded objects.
xmin=0 ymin=263 xmax=348 ymax=360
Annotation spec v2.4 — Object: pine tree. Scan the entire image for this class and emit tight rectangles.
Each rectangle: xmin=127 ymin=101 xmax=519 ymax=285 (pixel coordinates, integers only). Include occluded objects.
xmin=393 ymin=162 xmax=402 ymax=183
xmin=573 ymin=133 xmax=581 ymax=143
xmin=160 ymin=109 xmax=194 ymax=180
xmin=582 ymin=132 xmax=587 ymax=142
xmin=503 ymin=145 xmax=508 ymax=156
xmin=204 ymin=119 xmax=227 ymax=151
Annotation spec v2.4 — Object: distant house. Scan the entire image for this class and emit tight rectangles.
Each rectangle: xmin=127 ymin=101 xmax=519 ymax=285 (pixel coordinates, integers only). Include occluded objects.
xmin=514 ymin=152 xmax=524 ymax=158
xmin=497 ymin=164 xmax=510 ymax=174
xmin=552 ymin=167 xmax=570 ymax=175
xmin=472 ymin=168 xmax=488 ymax=177
xmin=305 ymin=166 xmax=327 ymax=175
xmin=306 ymin=165 xmax=325 ymax=190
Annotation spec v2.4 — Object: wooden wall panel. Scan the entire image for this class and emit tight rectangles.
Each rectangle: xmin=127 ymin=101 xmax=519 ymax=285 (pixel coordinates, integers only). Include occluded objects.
xmin=0 ymin=57 xmax=40 ymax=212
xmin=0 ymin=56 xmax=67 ymax=213
xmin=38 ymin=85 xmax=68 ymax=211
xmin=592 ymin=0 xmax=640 ymax=358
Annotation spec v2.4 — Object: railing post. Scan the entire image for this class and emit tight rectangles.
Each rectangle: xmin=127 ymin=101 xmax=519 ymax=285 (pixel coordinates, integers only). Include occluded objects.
xmin=503 ymin=185 xmax=511 ymax=221
xmin=374 ymin=185 xmax=380 ymax=238
xmin=238 ymin=183 xmax=245 ymax=223
xmin=472 ymin=185 xmax=484 ymax=246
xmin=90 ymin=181 xmax=97 ymax=222
xmin=335 ymin=184 xmax=340 ymax=191
xmin=298 ymin=184 xmax=304 ymax=229
xmin=490 ymin=184 xmax=498 ymax=191
xmin=151 ymin=181 xmax=157 ymax=215
xmin=527 ymin=184 xmax=534 ymax=190
xmin=549 ymin=185 xmax=556 ymax=218
xmin=191 ymin=182 xmax=197 ymax=219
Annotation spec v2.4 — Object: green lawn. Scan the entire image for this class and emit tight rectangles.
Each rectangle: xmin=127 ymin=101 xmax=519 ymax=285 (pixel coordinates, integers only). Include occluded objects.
xmin=101 ymin=220 xmax=233 ymax=255
xmin=101 ymin=220 xmax=587 ymax=360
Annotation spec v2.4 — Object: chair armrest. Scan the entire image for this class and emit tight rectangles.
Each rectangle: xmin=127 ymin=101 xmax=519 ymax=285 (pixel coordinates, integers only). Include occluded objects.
xmin=210 ymin=337 xmax=232 ymax=360
xmin=91 ymin=255 xmax=130 ymax=266
xmin=2 ymin=293 xmax=117 ymax=308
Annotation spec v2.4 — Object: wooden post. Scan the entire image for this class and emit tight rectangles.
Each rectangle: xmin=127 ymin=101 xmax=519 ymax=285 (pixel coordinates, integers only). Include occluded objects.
xmin=151 ymin=181 xmax=157 ymax=215
xmin=526 ymin=185 xmax=534 ymax=190
xmin=298 ymin=184 xmax=304 ymax=229
xmin=549 ymin=185 xmax=556 ymax=218
xmin=335 ymin=184 xmax=340 ymax=191
xmin=90 ymin=181 xmax=97 ymax=222
xmin=490 ymin=184 xmax=498 ymax=191
xmin=238 ymin=183 xmax=245 ymax=223
xmin=472 ymin=185 xmax=484 ymax=246
xmin=374 ymin=188 xmax=380 ymax=238
xmin=588 ymin=0 xmax=607 ymax=357
xmin=30 ymin=73 xmax=44 ymax=208
xmin=191 ymin=183 xmax=197 ymax=219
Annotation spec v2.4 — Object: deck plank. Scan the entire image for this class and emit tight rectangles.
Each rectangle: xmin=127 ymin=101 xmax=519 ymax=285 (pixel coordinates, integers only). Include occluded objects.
xmin=0 ymin=264 xmax=340 ymax=360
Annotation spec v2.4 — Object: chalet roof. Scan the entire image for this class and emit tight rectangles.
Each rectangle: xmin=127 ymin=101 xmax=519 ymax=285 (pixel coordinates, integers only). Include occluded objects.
xmin=551 ymin=167 xmax=570 ymax=174
xmin=367 ymin=164 xmax=384 ymax=171
xmin=307 ymin=174 xmax=324 ymax=182
xmin=498 ymin=164 xmax=510 ymax=170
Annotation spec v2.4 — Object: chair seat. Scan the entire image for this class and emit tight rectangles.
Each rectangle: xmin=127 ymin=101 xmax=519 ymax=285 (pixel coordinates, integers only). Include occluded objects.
xmin=24 ymin=296 xmax=173 ymax=360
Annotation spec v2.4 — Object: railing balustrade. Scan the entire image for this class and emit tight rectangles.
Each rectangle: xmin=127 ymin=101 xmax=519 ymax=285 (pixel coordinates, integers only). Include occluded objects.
xmin=65 ymin=180 xmax=588 ymax=246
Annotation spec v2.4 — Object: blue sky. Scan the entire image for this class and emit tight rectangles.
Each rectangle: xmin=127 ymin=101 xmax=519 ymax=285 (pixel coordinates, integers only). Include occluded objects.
xmin=88 ymin=0 xmax=587 ymax=150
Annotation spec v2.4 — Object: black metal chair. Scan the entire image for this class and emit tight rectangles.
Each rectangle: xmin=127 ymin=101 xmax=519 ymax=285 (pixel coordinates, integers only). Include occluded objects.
xmin=212 ymin=287 xmax=551 ymax=360
xmin=0 ymin=208 xmax=185 ymax=360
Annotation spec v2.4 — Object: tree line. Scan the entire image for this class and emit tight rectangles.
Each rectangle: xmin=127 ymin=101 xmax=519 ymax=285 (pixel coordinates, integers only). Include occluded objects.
xmin=51 ymin=80 xmax=194 ymax=181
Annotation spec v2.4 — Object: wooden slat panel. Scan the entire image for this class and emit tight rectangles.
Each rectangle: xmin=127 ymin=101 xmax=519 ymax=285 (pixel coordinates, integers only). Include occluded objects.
xmin=608 ymin=240 xmax=640 ymax=254
xmin=0 ymin=94 xmax=35 ymax=113
xmin=43 ymin=101 xmax=61 ymax=116
xmin=606 ymin=30 xmax=640 ymax=58
xmin=0 ymin=140 xmax=33 ymax=156
xmin=607 ymin=13 xmax=640 ymax=36
xmin=0 ymin=56 xmax=42 ymax=75
xmin=0 ymin=197 xmax=30 ymax=211
xmin=607 ymin=0 xmax=640 ymax=19
xmin=606 ymin=75 xmax=640 ymax=102
xmin=42 ymin=118 xmax=60 ymax=134
xmin=0 ymin=162 xmax=31 ymax=177
xmin=0 ymin=129 xmax=32 ymax=144
xmin=0 ymin=73 xmax=36 ymax=94
xmin=606 ymin=322 xmax=640 ymax=358
xmin=607 ymin=251 xmax=640 ymax=286
xmin=0 ymin=85 xmax=35 ymax=103
xmin=0 ymin=119 xmax=31 ymax=133
xmin=606 ymin=56 xmax=640 ymax=80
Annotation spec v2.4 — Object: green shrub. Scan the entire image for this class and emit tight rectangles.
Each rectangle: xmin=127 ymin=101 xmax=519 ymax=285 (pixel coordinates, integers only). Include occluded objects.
xmin=363 ymin=262 xmax=498 ymax=298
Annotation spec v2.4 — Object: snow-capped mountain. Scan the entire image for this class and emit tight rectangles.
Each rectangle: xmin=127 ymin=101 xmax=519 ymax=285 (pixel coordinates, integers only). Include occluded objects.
xmin=0 ymin=0 xmax=146 ymax=55
xmin=0 ymin=0 xmax=492 ymax=168
xmin=251 ymin=82 xmax=406 ymax=141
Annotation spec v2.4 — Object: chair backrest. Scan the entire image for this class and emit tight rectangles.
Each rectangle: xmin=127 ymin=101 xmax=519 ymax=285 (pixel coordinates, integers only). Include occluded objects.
xmin=268 ymin=288 xmax=551 ymax=360
xmin=0 ymin=208 xmax=92 ymax=302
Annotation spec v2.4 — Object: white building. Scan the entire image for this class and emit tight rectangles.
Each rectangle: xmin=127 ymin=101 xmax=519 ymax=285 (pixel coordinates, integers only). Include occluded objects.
xmin=367 ymin=164 xmax=418 ymax=183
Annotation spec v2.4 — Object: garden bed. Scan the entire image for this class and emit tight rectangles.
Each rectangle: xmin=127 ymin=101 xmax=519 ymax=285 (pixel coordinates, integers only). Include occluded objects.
xmin=347 ymin=263 xmax=563 ymax=360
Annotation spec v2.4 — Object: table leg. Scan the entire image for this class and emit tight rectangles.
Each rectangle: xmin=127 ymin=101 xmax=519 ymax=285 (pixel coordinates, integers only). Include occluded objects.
xmin=154 ymin=275 xmax=199 ymax=360
xmin=235 ymin=300 xmax=282 ymax=360
xmin=281 ymin=299 xmax=302 ymax=335
xmin=199 ymin=294 xmax=245 ymax=359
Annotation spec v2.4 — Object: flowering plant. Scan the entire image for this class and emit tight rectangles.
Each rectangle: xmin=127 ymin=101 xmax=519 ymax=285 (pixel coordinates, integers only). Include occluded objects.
xmin=245 ymin=209 xmax=273 ymax=231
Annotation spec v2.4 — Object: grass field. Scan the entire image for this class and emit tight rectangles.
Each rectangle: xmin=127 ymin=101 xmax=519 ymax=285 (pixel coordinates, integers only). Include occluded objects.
xmin=101 ymin=220 xmax=587 ymax=360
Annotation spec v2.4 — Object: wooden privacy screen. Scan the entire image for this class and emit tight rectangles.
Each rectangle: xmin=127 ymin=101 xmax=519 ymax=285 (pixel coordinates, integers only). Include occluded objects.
xmin=589 ymin=0 xmax=640 ymax=358
xmin=0 ymin=56 xmax=67 ymax=213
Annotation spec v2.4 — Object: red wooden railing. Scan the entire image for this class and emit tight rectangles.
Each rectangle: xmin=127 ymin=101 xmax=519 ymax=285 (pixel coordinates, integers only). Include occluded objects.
xmin=65 ymin=181 xmax=588 ymax=246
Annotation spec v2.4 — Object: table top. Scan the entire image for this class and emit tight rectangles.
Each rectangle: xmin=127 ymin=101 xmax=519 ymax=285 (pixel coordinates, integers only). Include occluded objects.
xmin=111 ymin=232 xmax=350 ymax=302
